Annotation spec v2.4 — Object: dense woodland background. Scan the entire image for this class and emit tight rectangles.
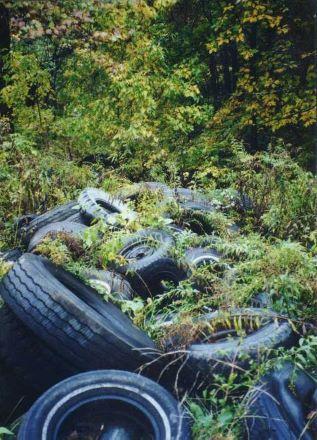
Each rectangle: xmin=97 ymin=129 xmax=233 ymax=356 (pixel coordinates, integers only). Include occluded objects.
xmin=0 ymin=1 xmax=316 ymax=438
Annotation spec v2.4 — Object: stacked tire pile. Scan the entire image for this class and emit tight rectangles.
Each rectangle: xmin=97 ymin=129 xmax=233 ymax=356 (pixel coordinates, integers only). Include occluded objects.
xmin=0 ymin=183 xmax=315 ymax=439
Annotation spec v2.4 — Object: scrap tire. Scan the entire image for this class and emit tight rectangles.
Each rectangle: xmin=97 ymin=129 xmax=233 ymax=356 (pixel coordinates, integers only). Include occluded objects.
xmin=115 ymin=229 xmax=187 ymax=298
xmin=0 ymin=304 xmax=75 ymax=394
xmin=0 ymin=254 xmax=159 ymax=374
xmin=165 ymin=308 xmax=297 ymax=386
xmin=18 ymin=370 xmax=191 ymax=440
xmin=27 ymin=221 xmax=87 ymax=252
xmin=78 ymin=187 xmax=136 ymax=224
xmin=246 ymin=363 xmax=317 ymax=440
xmin=24 ymin=201 xmax=83 ymax=244
xmin=82 ymin=268 xmax=135 ymax=301
xmin=0 ymin=248 xmax=23 ymax=263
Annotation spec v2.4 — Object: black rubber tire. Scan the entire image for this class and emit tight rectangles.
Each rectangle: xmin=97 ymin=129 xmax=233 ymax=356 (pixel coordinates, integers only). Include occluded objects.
xmin=15 ymin=214 xmax=38 ymax=241
xmin=245 ymin=363 xmax=317 ymax=440
xmin=0 ymin=253 xmax=159 ymax=374
xmin=18 ymin=370 xmax=191 ymax=440
xmin=0 ymin=248 xmax=22 ymax=263
xmin=82 ymin=268 xmax=134 ymax=301
xmin=0 ymin=304 xmax=76 ymax=394
xmin=164 ymin=308 xmax=296 ymax=384
xmin=183 ymin=247 xmax=233 ymax=291
xmin=115 ymin=229 xmax=187 ymax=298
xmin=78 ymin=187 xmax=137 ymax=224
xmin=170 ymin=201 xmax=216 ymax=235
xmin=27 ymin=221 xmax=87 ymax=252
xmin=184 ymin=247 xmax=222 ymax=268
xmin=24 ymin=201 xmax=83 ymax=244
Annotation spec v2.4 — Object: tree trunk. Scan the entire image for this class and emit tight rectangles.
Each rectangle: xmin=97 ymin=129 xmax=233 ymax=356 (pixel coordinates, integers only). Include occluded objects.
xmin=0 ymin=4 xmax=10 ymax=117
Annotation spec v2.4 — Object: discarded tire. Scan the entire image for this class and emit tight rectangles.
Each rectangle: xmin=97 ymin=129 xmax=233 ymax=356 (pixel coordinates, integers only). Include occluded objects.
xmin=0 ymin=304 xmax=75 ymax=394
xmin=162 ymin=308 xmax=296 ymax=384
xmin=15 ymin=214 xmax=37 ymax=240
xmin=246 ymin=362 xmax=317 ymax=440
xmin=184 ymin=247 xmax=222 ymax=268
xmin=0 ymin=254 xmax=159 ymax=373
xmin=18 ymin=370 xmax=191 ymax=440
xmin=0 ymin=248 xmax=22 ymax=263
xmin=183 ymin=247 xmax=234 ymax=292
xmin=24 ymin=201 xmax=84 ymax=243
xmin=172 ymin=201 xmax=216 ymax=234
xmin=82 ymin=268 xmax=134 ymax=301
xmin=27 ymin=221 xmax=87 ymax=252
xmin=78 ymin=187 xmax=136 ymax=225
xmin=116 ymin=229 xmax=187 ymax=298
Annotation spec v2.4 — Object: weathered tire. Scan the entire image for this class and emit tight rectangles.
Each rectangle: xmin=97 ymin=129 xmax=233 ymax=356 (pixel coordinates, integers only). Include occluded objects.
xmin=0 ymin=304 xmax=75 ymax=394
xmin=27 ymin=221 xmax=87 ymax=252
xmin=15 ymin=214 xmax=37 ymax=241
xmin=0 ymin=254 xmax=159 ymax=374
xmin=18 ymin=370 xmax=191 ymax=440
xmin=245 ymin=363 xmax=317 ymax=440
xmin=168 ymin=201 xmax=216 ymax=234
xmin=115 ymin=229 xmax=187 ymax=298
xmin=78 ymin=187 xmax=137 ymax=225
xmin=24 ymin=201 xmax=84 ymax=243
xmin=184 ymin=247 xmax=222 ymax=268
xmin=82 ymin=268 xmax=134 ymax=301
xmin=0 ymin=248 xmax=22 ymax=263
xmin=183 ymin=247 xmax=234 ymax=291
xmin=163 ymin=308 xmax=296 ymax=384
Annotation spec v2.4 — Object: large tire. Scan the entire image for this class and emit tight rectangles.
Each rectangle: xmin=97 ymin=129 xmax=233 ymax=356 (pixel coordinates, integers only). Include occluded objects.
xmin=163 ymin=308 xmax=296 ymax=384
xmin=183 ymin=247 xmax=234 ymax=291
xmin=115 ymin=229 xmax=187 ymax=298
xmin=24 ymin=201 xmax=85 ymax=244
xmin=245 ymin=363 xmax=317 ymax=440
xmin=0 ymin=248 xmax=22 ymax=263
xmin=78 ymin=187 xmax=137 ymax=225
xmin=82 ymin=268 xmax=134 ymax=301
xmin=18 ymin=370 xmax=191 ymax=440
xmin=0 ymin=254 xmax=159 ymax=374
xmin=15 ymin=214 xmax=37 ymax=241
xmin=184 ymin=247 xmax=222 ymax=268
xmin=27 ymin=221 xmax=87 ymax=252
xmin=0 ymin=304 xmax=76 ymax=394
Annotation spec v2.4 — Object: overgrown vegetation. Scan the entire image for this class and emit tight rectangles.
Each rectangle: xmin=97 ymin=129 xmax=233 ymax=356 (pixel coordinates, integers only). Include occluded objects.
xmin=0 ymin=0 xmax=316 ymax=438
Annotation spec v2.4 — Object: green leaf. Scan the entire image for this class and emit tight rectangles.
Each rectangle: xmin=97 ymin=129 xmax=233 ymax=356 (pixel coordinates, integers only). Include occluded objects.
xmin=0 ymin=427 xmax=14 ymax=435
